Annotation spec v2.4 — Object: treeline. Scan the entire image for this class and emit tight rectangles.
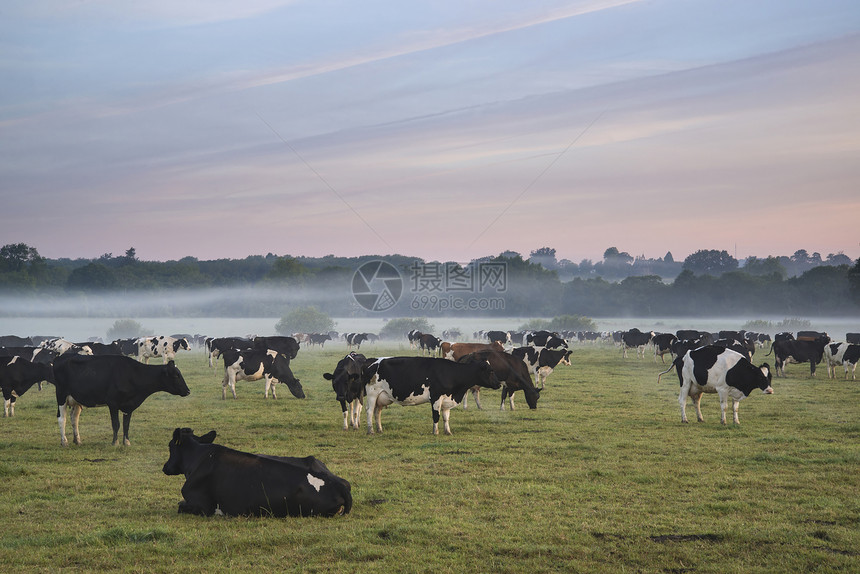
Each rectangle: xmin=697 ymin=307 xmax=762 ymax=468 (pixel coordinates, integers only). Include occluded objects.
xmin=0 ymin=243 xmax=858 ymax=318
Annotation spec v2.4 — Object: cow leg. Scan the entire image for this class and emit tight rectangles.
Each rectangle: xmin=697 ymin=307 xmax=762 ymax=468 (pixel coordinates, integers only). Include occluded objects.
xmin=121 ymin=412 xmax=132 ymax=446
xmin=717 ymin=390 xmax=729 ymax=425
xmin=678 ymin=386 xmax=690 ymax=423
xmin=109 ymin=407 xmax=121 ymax=446
xmin=71 ymin=404 xmax=83 ymax=445
xmin=691 ymin=392 xmax=704 ymax=423
xmin=341 ymin=402 xmax=349 ymax=430
xmin=58 ymin=404 xmax=68 ymax=446
xmin=441 ymin=407 xmax=453 ymax=435
xmin=731 ymin=399 xmax=741 ymax=425
xmin=499 ymin=387 xmax=508 ymax=411
xmin=374 ymin=404 xmax=384 ymax=433
xmin=4 ymin=398 xmax=10 ymax=417
xmin=350 ymin=400 xmax=362 ymax=430
xmin=432 ymin=406 xmax=441 ymax=435
xmin=472 ymin=387 xmax=482 ymax=410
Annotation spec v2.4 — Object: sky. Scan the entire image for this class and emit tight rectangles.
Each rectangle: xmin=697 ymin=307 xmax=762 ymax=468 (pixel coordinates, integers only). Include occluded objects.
xmin=1 ymin=0 xmax=859 ymax=264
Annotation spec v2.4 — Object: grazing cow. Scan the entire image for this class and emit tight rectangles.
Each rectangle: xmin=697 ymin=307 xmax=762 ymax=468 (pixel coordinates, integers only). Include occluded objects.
xmin=40 ymin=338 xmax=92 ymax=356
xmin=162 ymin=428 xmax=352 ymax=517
xmin=460 ymin=350 xmax=540 ymax=411
xmin=840 ymin=344 xmax=860 ymax=380
xmin=652 ymin=333 xmax=678 ymax=363
xmin=254 ymin=336 xmax=300 ymax=360
xmin=407 ymin=330 xmax=423 ymax=350
xmin=308 ymin=333 xmax=332 ymax=347
xmin=1 ymin=356 xmax=55 ymax=416
xmin=361 ymin=356 xmax=501 ymax=435
xmin=417 ymin=333 xmax=442 ymax=357
xmin=344 ymin=333 xmax=369 ymax=351
xmin=206 ymin=337 xmax=254 ymax=367
xmin=666 ymin=346 xmax=773 ymax=425
xmin=767 ymin=337 xmax=830 ymax=377
xmin=511 ymin=346 xmax=572 ymax=388
xmin=220 ymin=348 xmax=304 ymax=400
xmin=323 ymin=352 xmax=372 ymax=430
xmin=137 ymin=336 xmax=190 ymax=364
xmin=52 ymin=354 xmax=190 ymax=446
xmin=440 ymin=341 xmax=505 ymax=362
xmin=621 ymin=328 xmax=654 ymax=359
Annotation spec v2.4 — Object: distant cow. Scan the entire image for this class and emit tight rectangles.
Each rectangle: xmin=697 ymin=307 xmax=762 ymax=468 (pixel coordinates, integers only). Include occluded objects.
xmin=485 ymin=331 xmax=510 ymax=345
xmin=162 ymin=428 xmax=352 ymax=517
xmin=77 ymin=341 xmax=122 ymax=355
xmin=621 ymin=328 xmax=654 ymax=358
xmin=137 ymin=336 xmax=190 ymax=364
xmin=440 ymin=341 xmax=505 ymax=362
xmin=40 ymin=338 xmax=92 ymax=356
xmin=1 ymin=356 xmax=55 ymax=417
xmin=0 ymin=335 xmax=33 ymax=347
xmin=823 ymin=342 xmax=849 ymax=379
xmin=53 ymin=354 xmax=190 ymax=446
xmin=666 ymin=346 xmax=773 ymax=425
xmin=220 ymin=348 xmax=304 ymax=400
xmin=841 ymin=344 xmax=860 ymax=380
xmin=767 ymin=337 xmax=830 ymax=377
xmin=652 ymin=333 xmax=678 ymax=363
xmin=361 ymin=356 xmax=501 ymax=435
xmin=526 ymin=331 xmax=565 ymax=349
xmin=407 ymin=330 xmax=423 ymax=350
xmin=308 ymin=333 xmax=332 ymax=347
xmin=206 ymin=337 xmax=254 ymax=367
xmin=323 ymin=352 xmax=372 ymax=430
xmin=417 ymin=333 xmax=442 ymax=357
xmin=344 ymin=333 xmax=369 ymax=351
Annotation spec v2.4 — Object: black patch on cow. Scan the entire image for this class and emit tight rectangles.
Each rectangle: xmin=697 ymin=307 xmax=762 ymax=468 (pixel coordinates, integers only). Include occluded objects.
xmin=724 ymin=360 xmax=771 ymax=397
xmin=687 ymin=347 xmax=722 ymax=387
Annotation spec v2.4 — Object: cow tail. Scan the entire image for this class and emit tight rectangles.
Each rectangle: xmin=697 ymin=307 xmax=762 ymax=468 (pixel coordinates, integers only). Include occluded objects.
xmin=657 ymin=356 xmax=682 ymax=384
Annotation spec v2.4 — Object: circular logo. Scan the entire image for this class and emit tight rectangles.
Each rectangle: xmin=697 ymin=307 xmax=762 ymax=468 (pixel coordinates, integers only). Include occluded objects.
xmin=352 ymin=260 xmax=403 ymax=312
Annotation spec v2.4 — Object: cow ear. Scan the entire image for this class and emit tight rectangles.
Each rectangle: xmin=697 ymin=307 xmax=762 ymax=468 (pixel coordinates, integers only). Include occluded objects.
xmin=200 ymin=430 xmax=216 ymax=443
xmin=323 ymin=373 xmax=333 ymax=380
xmin=172 ymin=428 xmax=182 ymax=442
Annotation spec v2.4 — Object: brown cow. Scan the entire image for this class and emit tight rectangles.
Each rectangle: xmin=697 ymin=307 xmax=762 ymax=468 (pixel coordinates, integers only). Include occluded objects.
xmin=440 ymin=341 xmax=505 ymax=361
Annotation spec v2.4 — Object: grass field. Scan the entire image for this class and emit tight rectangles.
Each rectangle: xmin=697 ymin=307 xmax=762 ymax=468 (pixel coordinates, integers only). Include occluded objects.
xmin=1 ymin=343 xmax=858 ymax=573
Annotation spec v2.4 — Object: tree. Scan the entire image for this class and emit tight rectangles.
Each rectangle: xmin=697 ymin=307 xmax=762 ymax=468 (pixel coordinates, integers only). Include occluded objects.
xmin=106 ymin=319 xmax=148 ymax=340
xmin=274 ymin=306 xmax=335 ymax=335
xmin=66 ymin=262 xmax=118 ymax=290
xmin=379 ymin=317 xmax=435 ymax=340
xmin=664 ymin=251 xmax=674 ymax=264
xmin=603 ymin=247 xmax=633 ymax=265
xmin=847 ymin=258 xmax=860 ymax=305
xmin=743 ymin=256 xmax=787 ymax=279
xmin=265 ymin=256 xmax=311 ymax=285
xmin=0 ymin=243 xmax=42 ymax=272
xmin=682 ymin=249 xmax=738 ymax=276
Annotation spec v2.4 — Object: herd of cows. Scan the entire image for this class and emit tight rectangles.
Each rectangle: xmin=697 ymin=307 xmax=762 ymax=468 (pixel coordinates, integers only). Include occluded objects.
xmin=1 ymin=325 xmax=858 ymax=518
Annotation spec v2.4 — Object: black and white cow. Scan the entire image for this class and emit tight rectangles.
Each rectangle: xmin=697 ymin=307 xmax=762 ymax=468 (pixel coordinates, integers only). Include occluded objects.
xmin=823 ymin=342 xmax=850 ymax=379
xmin=621 ymin=328 xmax=654 ymax=358
xmin=511 ymin=346 xmax=572 ymax=388
xmin=323 ymin=352 xmax=372 ymax=430
xmin=162 ymin=428 xmax=352 ymax=517
xmin=652 ymin=333 xmax=678 ymax=363
xmin=52 ymin=354 xmax=190 ymax=446
xmin=840 ymin=344 xmax=860 ymax=380
xmin=344 ymin=333 xmax=369 ymax=351
xmin=1 ymin=356 xmax=55 ymax=416
xmin=460 ymin=349 xmax=540 ymax=411
xmin=527 ymin=331 xmax=568 ymax=351
xmin=407 ymin=330 xmax=423 ymax=350
xmin=667 ymin=346 xmax=773 ymax=425
xmin=486 ymin=330 xmax=511 ymax=345
xmin=220 ymin=348 xmax=304 ymax=400
xmin=418 ymin=333 xmax=442 ymax=357
xmin=847 ymin=333 xmax=860 ymax=345
xmin=254 ymin=336 xmax=301 ymax=360
xmin=361 ymin=356 xmax=501 ymax=435
xmin=767 ymin=337 xmax=830 ymax=377
xmin=206 ymin=337 xmax=254 ymax=367
xmin=137 ymin=336 xmax=190 ymax=364
xmin=77 ymin=341 xmax=122 ymax=355
xmin=40 ymin=338 xmax=92 ymax=356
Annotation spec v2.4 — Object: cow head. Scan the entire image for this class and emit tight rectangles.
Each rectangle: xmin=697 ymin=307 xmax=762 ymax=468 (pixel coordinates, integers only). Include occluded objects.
xmin=759 ymin=363 xmax=774 ymax=394
xmin=270 ymin=354 xmax=305 ymax=399
xmin=324 ymin=353 xmax=367 ymax=403
xmin=162 ymin=428 xmax=216 ymax=475
xmin=173 ymin=338 xmax=189 ymax=353
xmin=161 ymin=361 xmax=191 ymax=397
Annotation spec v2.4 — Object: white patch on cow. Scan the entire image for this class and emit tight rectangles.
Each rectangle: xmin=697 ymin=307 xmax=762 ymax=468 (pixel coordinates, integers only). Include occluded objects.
xmin=307 ymin=474 xmax=325 ymax=492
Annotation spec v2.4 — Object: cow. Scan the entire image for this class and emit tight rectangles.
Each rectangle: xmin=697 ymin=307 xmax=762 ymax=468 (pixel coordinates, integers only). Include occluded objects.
xmin=766 ymin=336 xmax=830 ymax=377
xmin=712 ymin=338 xmax=754 ymax=360
xmin=112 ymin=338 xmax=141 ymax=357
xmin=323 ymin=352 xmax=372 ymax=430
xmin=0 ymin=335 xmax=33 ymax=347
xmin=0 ymin=346 xmax=57 ymax=390
xmin=220 ymin=348 xmax=304 ymax=400
xmin=417 ymin=333 xmax=442 ymax=357
xmin=526 ymin=331 xmax=565 ymax=349
xmin=847 ymin=333 xmax=860 ymax=345
xmin=459 ymin=350 xmax=540 ymax=411
xmin=137 ymin=336 xmax=190 ymax=364
xmin=52 ymin=354 xmax=190 ymax=446
xmin=40 ymin=338 xmax=92 ymax=356
xmin=407 ymin=330 xmax=423 ymax=350
xmin=344 ymin=333 xmax=369 ymax=351
xmin=440 ymin=341 xmax=505 ymax=362
xmin=162 ymin=428 xmax=352 ymax=517
xmin=511 ymin=346 xmax=572 ymax=388
xmin=1 ymin=356 xmax=55 ymax=416
xmin=652 ymin=333 xmax=678 ymax=363
xmin=841 ymin=344 xmax=860 ymax=379
xmin=664 ymin=346 xmax=773 ymax=425
xmin=485 ymin=330 xmax=510 ymax=345
xmin=774 ymin=332 xmax=795 ymax=343
xmin=254 ymin=336 xmax=300 ymax=360
xmin=361 ymin=356 xmax=501 ymax=435
xmin=308 ymin=333 xmax=332 ymax=347
xmin=823 ymin=342 xmax=849 ymax=379
xmin=77 ymin=341 xmax=122 ymax=355
xmin=206 ymin=337 xmax=254 ymax=367
xmin=621 ymin=328 xmax=654 ymax=359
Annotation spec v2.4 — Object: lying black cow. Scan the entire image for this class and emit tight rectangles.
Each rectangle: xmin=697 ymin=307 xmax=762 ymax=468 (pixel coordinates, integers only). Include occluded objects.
xmin=1 ymin=356 xmax=55 ymax=417
xmin=162 ymin=428 xmax=352 ymax=517
xmin=53 ymin=354 xmax=190 ymax=446
xmin=323 ymin=352 xmax=373 ymax=430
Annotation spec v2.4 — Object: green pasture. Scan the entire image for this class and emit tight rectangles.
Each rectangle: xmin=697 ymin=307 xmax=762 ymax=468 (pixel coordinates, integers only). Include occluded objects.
xmin=1 ymin=344 xmax=858 ymax=573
